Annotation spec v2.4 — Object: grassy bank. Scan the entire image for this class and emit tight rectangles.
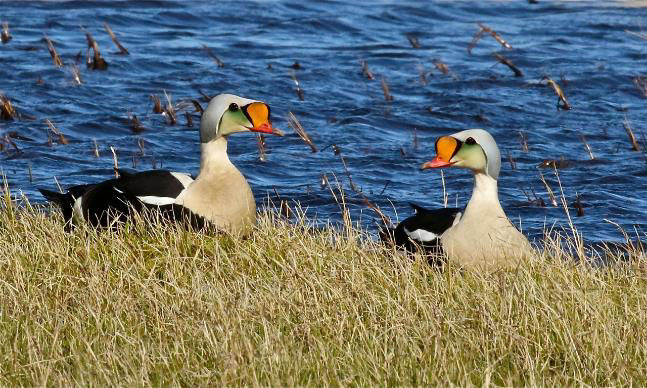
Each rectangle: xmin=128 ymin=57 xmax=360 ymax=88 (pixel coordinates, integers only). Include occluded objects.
xmin=0 ymin=195 xmax=646 ymax=386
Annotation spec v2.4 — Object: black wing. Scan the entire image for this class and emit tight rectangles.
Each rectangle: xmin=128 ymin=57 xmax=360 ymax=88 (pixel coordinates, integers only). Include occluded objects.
xmin=39 ymin=183 xmax=96 ymax=230
xmin=42 ymin=169 xmax=198 ymax=228
xmin=383 ymin=203 xmax=461 ymax=264
xmin=112 ymin=169 xmax=191 ymax=199
xmin=82 ymin=170 xmax=195 ymax=227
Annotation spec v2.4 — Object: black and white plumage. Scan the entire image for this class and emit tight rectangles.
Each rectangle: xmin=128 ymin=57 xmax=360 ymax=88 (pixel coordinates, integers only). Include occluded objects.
xmin=39 ymin=169 xmax=204 ymax=230
xmin=39 ymin=93 xmax=283 ymax=233
xmin=386 ymin=129 xmax=533 ymax=269
xmin=382 ymin=203 xmax=461 ymax=264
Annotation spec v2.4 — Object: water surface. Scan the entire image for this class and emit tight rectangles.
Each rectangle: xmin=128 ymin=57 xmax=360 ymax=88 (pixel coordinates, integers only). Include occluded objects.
xmin=1 ymin=0 xmax=646 ymax=243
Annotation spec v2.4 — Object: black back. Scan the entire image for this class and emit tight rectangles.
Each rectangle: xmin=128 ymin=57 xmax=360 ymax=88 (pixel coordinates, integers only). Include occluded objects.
xmin=42 ymin=169 xmax=205 ymax=230
xmin=381 ymin=203 xmax=461 ymax=266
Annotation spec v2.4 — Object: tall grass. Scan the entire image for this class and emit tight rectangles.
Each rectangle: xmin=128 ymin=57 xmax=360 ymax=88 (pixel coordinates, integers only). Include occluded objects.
xmin=0 ymin=191 xmax=645 ymax=386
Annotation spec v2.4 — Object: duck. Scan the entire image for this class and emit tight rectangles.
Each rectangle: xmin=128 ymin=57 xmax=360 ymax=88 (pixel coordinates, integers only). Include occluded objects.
xmin=386 ymin=129 xmax=533 ymax=268
xmin=39 ymin=93 xmax=283 ymax=234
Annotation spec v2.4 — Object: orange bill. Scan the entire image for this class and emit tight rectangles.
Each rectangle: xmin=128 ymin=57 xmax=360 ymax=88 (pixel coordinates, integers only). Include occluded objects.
xmin=421 ymin=136 xmax=458 ymax=169
xmin=244 ymin=102 xmax=283 ymax=136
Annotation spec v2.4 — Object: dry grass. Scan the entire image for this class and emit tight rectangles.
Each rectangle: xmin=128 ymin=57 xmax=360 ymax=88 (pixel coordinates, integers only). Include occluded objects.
xmin=0 ymin=190 xmax=646 ymax=386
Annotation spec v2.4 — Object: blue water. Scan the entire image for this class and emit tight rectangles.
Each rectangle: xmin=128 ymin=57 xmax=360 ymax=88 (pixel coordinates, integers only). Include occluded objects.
xmin=1 ymin=0 xmax=646 ymax=243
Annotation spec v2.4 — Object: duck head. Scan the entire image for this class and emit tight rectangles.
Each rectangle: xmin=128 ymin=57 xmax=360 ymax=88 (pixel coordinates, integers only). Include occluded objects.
xmin=200 ymin=94 xmax=284 ymax=142
xmin=421 ymin=129 xmax=501 ymax=180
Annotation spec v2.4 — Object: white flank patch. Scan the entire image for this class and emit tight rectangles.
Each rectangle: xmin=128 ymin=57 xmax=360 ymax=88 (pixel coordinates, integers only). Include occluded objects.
xmin=171 ymin=172 xmax=194 ymax=188
xmin=72 ymin=196 xmax=84 ymax=221
xmin=404 ymin=226 xmax=437 ymax=242
xmin=137 ymin=196 xmax=176 ymax=206
xmin=452 ymin=212 xmax=462 ymax=227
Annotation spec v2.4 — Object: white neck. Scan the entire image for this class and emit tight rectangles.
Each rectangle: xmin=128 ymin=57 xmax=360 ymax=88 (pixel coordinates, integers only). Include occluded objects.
xmin=198 ymin=136 xmax=233 ymax=177
xmin=463 ymin=173 xmax=505 ymax=218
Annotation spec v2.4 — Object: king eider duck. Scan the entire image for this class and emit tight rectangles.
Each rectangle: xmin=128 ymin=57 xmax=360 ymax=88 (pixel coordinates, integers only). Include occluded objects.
xmin=386 ymin=129 xmax=533 ymax=268
xmin=40 ymin=93 xmax=283 ymax=234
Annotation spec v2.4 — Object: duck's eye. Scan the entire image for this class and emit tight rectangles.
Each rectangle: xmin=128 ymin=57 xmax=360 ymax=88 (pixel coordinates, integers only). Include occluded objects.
xmin=228 ymin=103 xmax=239 ymax=112
xmin=466 ymin=137 xmax=476 ymax=145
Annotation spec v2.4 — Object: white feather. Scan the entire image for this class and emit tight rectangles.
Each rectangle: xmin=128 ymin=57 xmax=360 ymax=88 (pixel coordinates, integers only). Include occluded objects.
xmin=404 ymin=226 xmax=437 ymax=242
xmin=72 ymin=196 xmax=84 ymax=221
xmin=452 ymin=212 xmax=462 ymax=227
xmin=137 ymin=196 xmax=176 ymax=206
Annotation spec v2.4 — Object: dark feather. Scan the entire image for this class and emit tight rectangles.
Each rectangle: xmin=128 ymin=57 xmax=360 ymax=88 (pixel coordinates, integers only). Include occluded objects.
xmin=39 ymin=184 xmax=95 ymax=230
xmin=41 ymin=170 xmax=201 ymax=229
xmin=381 ymin=203 xmax=461 ymax=266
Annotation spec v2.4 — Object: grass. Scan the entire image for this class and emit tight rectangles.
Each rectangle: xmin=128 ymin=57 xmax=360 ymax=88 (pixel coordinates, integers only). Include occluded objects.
xmin=0 ymin=191 xmax=646 ymax=386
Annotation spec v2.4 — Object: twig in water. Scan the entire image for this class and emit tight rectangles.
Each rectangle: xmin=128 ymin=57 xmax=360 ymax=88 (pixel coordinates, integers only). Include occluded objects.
xmin=412 ymin=128 xmax=419 ymax=149
xmin=103 ymin=22 xmax=129 ymax=55
xmin=360 ymin=60 xmax=374 ymax=80
xmin=417 ymin=64 xmax=428 ymax=85
xmin=626 ymin=29 xmax=647 ymax=41
xmin=128 ymin=113 xmax=144 ymax=133
xmin=191 ymin=99 xmax=203 ymax=114
xmin=507 ymin=153 xmax=517 ymax=170
xmin=85 ymin=30 xmax=108 ymax=70
xmin=257 ymin=134 xmax=267 ymax=161
xmin=480 ymin=23 xmax=512 ymax=49
xmin=494 ymin=54 xmax=523 ymax=77
xmin=634 ymin=76 xmax=647 ymax=98
xmin=469 ymin=23 xmax=512 ymax=53
xmin=0 ymin=94 xmax=17 ymax=120
xmin=74 ymin=50 xmax=83 ymax=64
xmin=70 ymin=64 xmax=83 ymax=85
xmin=320 ymin=173 xmax=330 ymax=190
xmin=381 ymin=77 xmax=393 ymax=101
xmin=197 ymin=89 xmax=212 ymax=102
xmin=406 ymin=34 xmax=421 ymax=48
xmin=521 ymin=187 xmax=545 ymax=207
xmin=467 ymin=28 xmax=487 ymax=54
xmin=2 ymin=134 xmax=20 ymax=152
xmin=573 ymin=194 xmax=584 ymax=217
xmin=44 ymin=36 xmax=64 ymax=67
xmin=150 ymin=95 xmax=163 ymax=114
xmin=290 ymin=70 xmax=305 ymax=101
xmin=538 ymin=158 xmax=572 ymax=169
xmin=538 ymin=170 xmax=558 ymax=207
xmin=93 ymin=139 xmax=100 ymax=158
xmin=379 ymin=180 xmax=390 ymax=196
xmin=202 ymin=44 xmax=224 ymax=67
xmin=184 ymin=111 xmax=193 ymax=127
xmin=1 ymin=22 xmax=11 ymax=44
xmin=623 ymin=115 xmax=641 ymax=151
xmin=519 ymin=131 xmax=529 ymax=152
xmin=440 ymin=170 xmax=448 ymax=208
xmin=433 ymin=59 xmax=450 ymax=75
xmin=545 ymin=77 xmax=571 ymax=110
xmin=579 ymin=133 xmax=595 ymax=159
xmin=162 ymin=90 xmax=177 ymax=125
xmin=137 ymin=138 xmax=145 ymax=156
xmin=44 ymin=119 xmax=69 ymax=145
xmin=110 ymin=146 xmax=119 ymax=178
xmin=54 ymin=176 xmax=63 ymax=194
xmin=338 ymin=153 xmax=360 ymax=193
xmin=287 ymin=112 xmax=317 ymax=152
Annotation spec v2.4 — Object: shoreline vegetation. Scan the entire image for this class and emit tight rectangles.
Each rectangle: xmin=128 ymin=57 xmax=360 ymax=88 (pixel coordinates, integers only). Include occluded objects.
xmin=1 ymin=188 xmax=646 ymax=386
